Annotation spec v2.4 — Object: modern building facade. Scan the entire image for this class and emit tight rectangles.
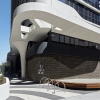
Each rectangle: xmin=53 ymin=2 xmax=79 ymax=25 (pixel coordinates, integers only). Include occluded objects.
xmin=7 ymin=0 xmax=100 ymax=82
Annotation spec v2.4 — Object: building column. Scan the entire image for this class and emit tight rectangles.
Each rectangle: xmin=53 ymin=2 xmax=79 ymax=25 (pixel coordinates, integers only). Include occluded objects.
xmin=11 ymin=41 xmax=28 ymax=78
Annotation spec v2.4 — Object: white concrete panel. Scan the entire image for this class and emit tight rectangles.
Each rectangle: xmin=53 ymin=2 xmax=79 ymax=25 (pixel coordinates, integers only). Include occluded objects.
xmin=21 ymin=25 xmax=30 ymax=33
xmin=0 ymin=78 xmax=10 ymax=100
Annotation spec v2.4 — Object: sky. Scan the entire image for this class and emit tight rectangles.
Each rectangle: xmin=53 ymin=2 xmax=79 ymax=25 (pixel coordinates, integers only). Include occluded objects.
xmin=0 ymin=0 xmax=11 ymax=64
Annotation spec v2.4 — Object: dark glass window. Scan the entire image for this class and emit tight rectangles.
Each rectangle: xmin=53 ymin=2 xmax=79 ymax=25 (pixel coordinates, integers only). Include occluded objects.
xmin=51 ymin=33 xmax=59 ymax=42
xmin=59 ymin=0 xmax=100 ymax=26
xmin=65 ymin=36 xmax=70 ymax=44
xmin=60 ymin=35 xmax=64 ymax=43
xmin=89 ymin=42 xmax=93 ymax=48
xmin=92 ymin=12 xmax=95 ymax=19
xmin=70 ymin=0 xmax=73 ymax=7
xmin=96 ymin=44 xmax=99 ymax=49
xmin=87 ymin=9 xmax=89 ymax=16
xmin=83 ymin=0 xmax=99 ymax=9
xmin=70 ymin=38 xmax=74 ymax=45
xmin=75 ymin=39 xmax=79 ymax=45
xmin=86 ymin=8 xmax=88 ymax=15
xmin=88 ymin=0 xmax=91 ymax=5
xmin=74 ymin=2 xmax=78 ymax=11
xmin=59 ymin=0 xmax=65 ymax=3
xmin=79 ymin=40 xmax=85 ymax=46
xmin=92 ymin=43 xmax=96 ymax=49
xmin=79 ymin=5 xmax=83 ymax=13
xmin=65 ymin=0 xmax=69 ymax=5
xmin=49 ymin=32 xmax=100 ymax=54
xmin=89 ymin=10 xmax=91 ymax=16
xmin=85 ymin=41 xmax=88 ymax=47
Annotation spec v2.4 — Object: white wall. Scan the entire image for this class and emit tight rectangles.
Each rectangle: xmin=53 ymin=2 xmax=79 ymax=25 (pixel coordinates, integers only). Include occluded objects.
xmin=0 ymin=78 xmax=10 ymax=100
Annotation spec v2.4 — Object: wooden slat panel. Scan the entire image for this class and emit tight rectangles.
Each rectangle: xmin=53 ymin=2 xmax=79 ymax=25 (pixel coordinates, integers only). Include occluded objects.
xmin=51 ymin=80 xmax=100 ymax=89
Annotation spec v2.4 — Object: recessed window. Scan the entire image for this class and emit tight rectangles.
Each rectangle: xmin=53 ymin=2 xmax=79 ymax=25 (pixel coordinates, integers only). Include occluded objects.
xmin=60 ymin=35 xmax=64 ymax=43
xmin=75 ymin=39 xmax=79 ymax=45
xmin=51 ymin=33 xmax=59 ymax=42
xmin=59 ymin=0 xmax=99 ymax=25
xmin=59 ymin=0 xmax=65 ymax=3
xmin=65 ymin=36 xmax=70 ymax=44
xmin=96 ymin=44 xmax=99 ymax=49
xmin=70 ymin=38 xmax=74 ymax=45
xmin=92 ymin=43 xmax=96 ymax=49
xmin=89 ymin=42 xmax=93 ymax=49
xmin=65 ymin=0 xmax=69 ymax=5
xmin=21 ymin=19 xmax=33 ymax=27
xmin=89 ymin=42 xmax=92 ymax=46
xmin=70 ymin=0 xmax=73 ymax=7
xmin=85 ymin=41 xmax=88 ymax=47
xmin=79 ymin=40 xmax=84 ymax=46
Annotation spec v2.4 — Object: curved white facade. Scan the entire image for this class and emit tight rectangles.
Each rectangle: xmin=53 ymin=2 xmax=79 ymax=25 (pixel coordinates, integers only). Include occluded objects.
xmin=10 ymin=0 xmax=100 ymax=78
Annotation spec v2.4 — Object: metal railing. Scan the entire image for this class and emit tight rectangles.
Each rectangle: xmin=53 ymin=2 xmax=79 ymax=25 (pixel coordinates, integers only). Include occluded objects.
xmin=53 ymin=81 xmax=66 ymax=94
xmin=40 ymin=77 xmax=47 ymax=86
xmin=40 ymin=77 xmax=66 ymax=93
xmin=48 ymin=79 xmax=54 ymax=86
xmin=43 ymin=78 xmax=50 ymax=87
xmin=40 ymin=77 xmax=50 ymax=87
xmin=47 ymin=79 xmax=55 ymax=90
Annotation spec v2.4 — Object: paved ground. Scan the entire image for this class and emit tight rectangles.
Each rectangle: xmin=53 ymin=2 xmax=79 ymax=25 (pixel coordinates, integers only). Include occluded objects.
xmin=56 ymin=79 xmax=100 ymax=83
xmin=7 ymin=78 xmax=100 ymax=100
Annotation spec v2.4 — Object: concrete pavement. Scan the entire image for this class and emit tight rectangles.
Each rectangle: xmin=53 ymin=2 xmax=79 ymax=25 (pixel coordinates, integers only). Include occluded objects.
xmin=7 ymin=78 xmax=100 ymax=100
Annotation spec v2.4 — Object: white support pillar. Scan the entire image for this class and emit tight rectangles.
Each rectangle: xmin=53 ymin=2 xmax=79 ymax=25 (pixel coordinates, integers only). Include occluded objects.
xmin=11 ymin=41 xmax=28 ymax=78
